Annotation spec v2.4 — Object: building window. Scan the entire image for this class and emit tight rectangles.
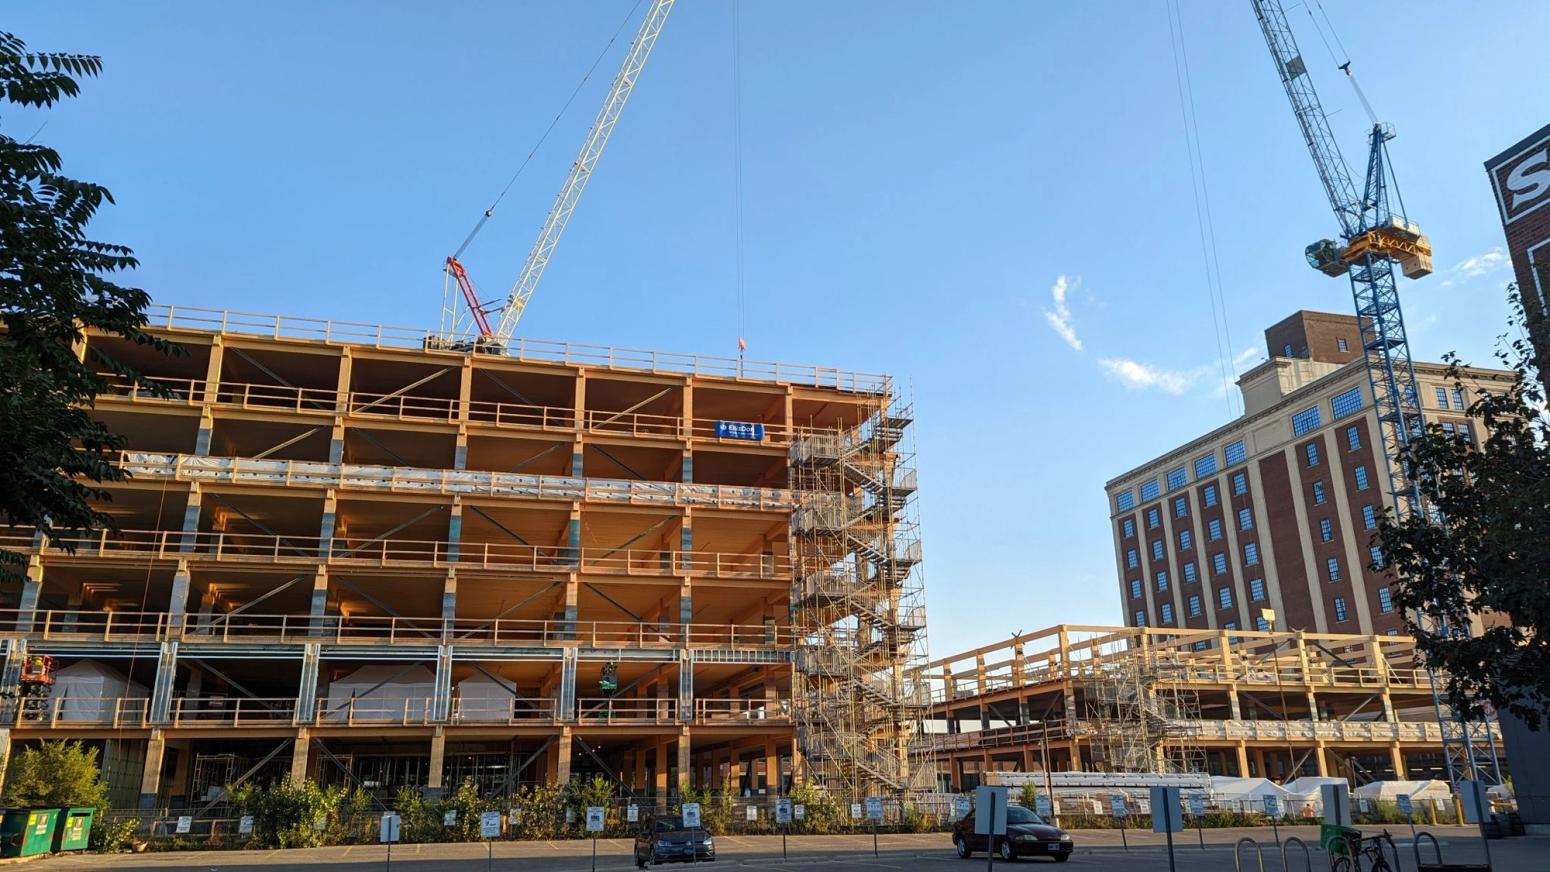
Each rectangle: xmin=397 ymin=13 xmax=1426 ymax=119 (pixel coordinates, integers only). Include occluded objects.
xmin=1327 ymin=557 xmax=1342 ymax=582
xmin=1151 ymin=540 xmax=1164 ymax=561
xmin=1345 ymin=425 xmax=1361 ymax=451
xmin=1203 ymin=484 xmax=1218 ymax=507
xmin=1319 ymin=518 xmax=1332 ymax=542
xmin=1213 ymin=552 xmax=1228 ymax=574
xmin=1256 ymin=616 xmax=1270 ymax=631
xmin=1362 ymin=505 xmax=1377 ymax=529
xmin=1232 ymin=472 xmax=1248 ymax=496
xmin=1127 ymin=549 xmax=1138 ymax=569
xmin=1332 ymin=387 xmax=1363 ymax=418
xmin=1219 ymin=587 xmax=1234 ymax=610
xmin=1249 ymin=577 xmax=1266 ymax=602
xmin=1442 ymin=422 xmax=1455 ymax=436
xmin=1179 ymin=529 xmax=1193 ymax=551
xmin=1283 ymin=343 xmax=1294 ymax=357
xmin=1354 ymin=465 xmax=1370 ymax=490
xmin=1183 ymin=561 xmax=1198 ymax=583
xmin=1458 ymin=423 xmax=1474 ymax=444
xmin=1305 ymin=442 xmax=1320 ymax=466
xmin=1174 ymin=496 xmax=1189 ymax=518
xmin=1292 ymin=405 xmax=1323 ymax=436
xmin=1452 ymin=387 xmax=1465 ymax=409
xmin=1337 ymin=337 xmax=1349 ymax=352
xmin=1370 ymin=545 xmax=1385 ymax=570
xmin=1135 ymin=610 xmax=1147 ymax=627
xmin=1435 ymin=386 xmax=1449 ymax=409
xmin=1156 ymin=571 xmax=1170 ymax=592
xmin=1225 ymin=440 xmax=1247 ymax=466
xmin=1160 ymin=602 xmax=1174 ymax=624
xmin=1116 ymin=491 xmax=1135 ymax=511
xmin=1167 ymin=467 xmax=1188 ymax=491
xmin=1188 ymin=595 xmax=1202 ymax=617
xmin=1244 ymin=542 xmax=1260 ymax=565
xmin=1141 ymin=479 xmax=1161 ymax=501
xmin=1379 ymin=587 xmax=1394 ymax=613
xmin=1130 ymin=579 xmax=1142 ymax=599
xmin=1208 ymin=519 xmax=1223 ymax=541
xmin=1147 ymin=508 xmax=1161 ymax=529
xmin=1122 ymin=518 xmax=1135 ymax=538
xmin=1313 ymin=480 xmax=1326 ymax=504
xmin=1195 ymin=454 xmax=1218 ymax=478
xmin=1238 ymin=507 xmax=1254 ymax=530
xmin=1333 ymin=597 xmax=1349 ymax=622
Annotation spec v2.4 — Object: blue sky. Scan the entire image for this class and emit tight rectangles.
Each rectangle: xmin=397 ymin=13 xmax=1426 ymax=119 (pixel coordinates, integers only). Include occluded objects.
xmin=9 ymin=2 xmax=1546 ymax=657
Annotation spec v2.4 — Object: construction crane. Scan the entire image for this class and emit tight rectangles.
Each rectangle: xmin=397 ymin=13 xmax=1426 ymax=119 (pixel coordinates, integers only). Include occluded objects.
xmin=434 ymin=0 xmax=676 ymax=350
xmin=1249 ymin=1 xmax=1501 ymax=791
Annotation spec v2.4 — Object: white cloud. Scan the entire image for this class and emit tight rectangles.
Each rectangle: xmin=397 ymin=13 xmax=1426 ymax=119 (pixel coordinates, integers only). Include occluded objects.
xmin=1440 ymin=247 xmax=1510 ymax=287
xmin=1232 ymin=345 xmax=1262 ymax=372
xmin=1042 ymin=274 xmax=1083 ymax=351
xmin=1097 ymin=357 xmax=1213 ymax=395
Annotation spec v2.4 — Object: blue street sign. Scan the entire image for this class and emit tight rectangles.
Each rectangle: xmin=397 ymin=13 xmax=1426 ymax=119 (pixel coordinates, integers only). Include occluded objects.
xmin=715 ymin=420 xmax=766 ymax=441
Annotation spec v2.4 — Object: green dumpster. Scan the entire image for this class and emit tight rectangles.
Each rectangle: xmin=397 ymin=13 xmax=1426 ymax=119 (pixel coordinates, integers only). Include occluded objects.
xmin=51 ymin=807 xmax=94 ymax=852
xmin=0 ymin=808 xmax=60 ymax=857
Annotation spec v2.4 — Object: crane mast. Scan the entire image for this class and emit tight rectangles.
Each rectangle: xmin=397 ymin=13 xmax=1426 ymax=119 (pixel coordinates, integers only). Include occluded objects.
xmin=1249 ymin=0 xmax=1501 ymax=790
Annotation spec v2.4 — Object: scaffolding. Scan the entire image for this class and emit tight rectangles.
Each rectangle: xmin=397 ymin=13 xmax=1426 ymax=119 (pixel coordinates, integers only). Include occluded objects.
xmin=789 ymin=392 xmax=933 ymax=800
xmin=1080 ymin=648 xmax=1207 ymax=775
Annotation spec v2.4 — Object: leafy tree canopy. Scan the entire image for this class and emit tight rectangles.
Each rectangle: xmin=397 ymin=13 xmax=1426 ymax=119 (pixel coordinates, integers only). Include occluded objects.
xmin=2 ymin=739 xmax=111 ymax=810
xmin=1377 ymin=287 xmax=1550 ymax=729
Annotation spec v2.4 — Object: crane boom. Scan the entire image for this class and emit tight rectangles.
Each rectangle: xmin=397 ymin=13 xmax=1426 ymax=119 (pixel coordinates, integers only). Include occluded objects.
xmin=488 ymin=0 xmax=676 ymax=341
xmin=1249 ymin=0 xmax=1501 ymax=791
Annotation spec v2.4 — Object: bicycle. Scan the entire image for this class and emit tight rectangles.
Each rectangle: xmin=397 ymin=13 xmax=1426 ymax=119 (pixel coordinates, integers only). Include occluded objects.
xmin=1329 ymin=829 xmax=1399 ymax=872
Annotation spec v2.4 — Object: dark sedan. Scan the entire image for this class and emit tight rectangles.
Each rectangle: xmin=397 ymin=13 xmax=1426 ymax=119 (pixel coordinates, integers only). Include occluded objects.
xmin=952 ymin=803 xmax=1072 ymax=862
xmin=634 ymin=815 xmax=715 ymax=867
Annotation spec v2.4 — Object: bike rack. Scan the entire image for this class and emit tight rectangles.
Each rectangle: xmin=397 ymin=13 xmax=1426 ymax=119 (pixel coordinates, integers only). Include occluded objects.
xmin=1412 ymin=829 xmax=1493 ymax=872
xmin=1373 ymin=831 xmax=1401 ymax=871
xmin=1235 ymin=836 xmax=1266 ymax=872
xmin=1281 ymin=836 xmax=1313 ymax=872
xmin=1415 ymin=832 xmax=1443 ymax=869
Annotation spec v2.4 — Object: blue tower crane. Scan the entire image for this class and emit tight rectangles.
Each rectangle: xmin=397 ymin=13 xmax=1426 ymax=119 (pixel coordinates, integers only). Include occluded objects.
xmin=1248 ymin=0 xmax=1502 ymax=790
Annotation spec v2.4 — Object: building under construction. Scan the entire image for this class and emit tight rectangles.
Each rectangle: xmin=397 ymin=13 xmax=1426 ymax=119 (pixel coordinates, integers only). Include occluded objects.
xmin=915 ymin=624 xmax=1506 ymax=791
xmin=0 ymin=305 xmax=930 ymax=810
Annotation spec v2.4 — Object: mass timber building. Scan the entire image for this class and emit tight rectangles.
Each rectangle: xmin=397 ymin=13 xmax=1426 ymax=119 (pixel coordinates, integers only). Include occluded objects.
xmin=916 ymin=624 xmax=1506 ymax=791
xmin=0 ymin=307 xmax=930 ymax=810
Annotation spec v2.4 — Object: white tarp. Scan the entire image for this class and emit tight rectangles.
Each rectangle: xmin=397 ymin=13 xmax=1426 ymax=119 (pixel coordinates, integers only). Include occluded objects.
xmin=52 ymin=660 xmax=148 ymax=722
xmin=453 ymin=675 xmax=519 ymax=722
xmin=1352 ymin=780 xmax=1453 ymax=803
xmin=322 ymin=664 xmax=435 ymax=722
xmin=1209 ymin=777 xmax=1296 ymax=811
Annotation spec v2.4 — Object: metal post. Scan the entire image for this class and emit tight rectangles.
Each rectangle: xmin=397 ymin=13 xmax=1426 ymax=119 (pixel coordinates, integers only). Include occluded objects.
xmin=1166 ymin=824 xmax=1177 ymax=872
xmin=487 ymin=838 xmax=493 ymax=872
xmin=591 ymin=833 xmax=598 ymax=872
xmin=986 ymin=789 xmax=997 ymax=872
xmin=873 ymin=816 xmax=879 ymax=857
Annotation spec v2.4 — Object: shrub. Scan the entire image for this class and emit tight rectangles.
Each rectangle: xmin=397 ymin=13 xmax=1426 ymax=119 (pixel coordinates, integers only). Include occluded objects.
xmin=786 ymin=782 xmax=845 ymax=835
xmin=88 ymin=815 xmax=139 ymax=853
xmin=2 ymin=740 xmax=111 ymax=811
xmin=229 ymin=779 xmax=344 ymax=848
xmin=510 ymin=783 xmax=565 ymax=841
xmin=678 ymin=779 xmax=735 ymax=835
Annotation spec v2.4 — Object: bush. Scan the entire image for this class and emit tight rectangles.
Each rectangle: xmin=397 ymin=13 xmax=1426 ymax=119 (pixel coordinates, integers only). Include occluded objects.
xmin=786 ymin=782 xmax=845 ymax=835
xmin=678 ymin=779 xmax=735 ymax=835
xmin=88 ymin=815 xmax=139 ymax=853
xmin=229 ymin=779 xmax=344 ymax=848
xmin=3 ymin=740 xmax=111 ymax=811
xmin=510 ymin=783 xmax=565 ymax=840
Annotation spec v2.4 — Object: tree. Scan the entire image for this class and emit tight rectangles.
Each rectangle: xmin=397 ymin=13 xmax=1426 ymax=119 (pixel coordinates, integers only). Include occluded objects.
xmin=1375 ymin=286 xmax=1550 ymax=728
xmin=2 ymin=739 xmax=111 ymax=810
xmin=0 ymin=31 xmax=178 ymax=580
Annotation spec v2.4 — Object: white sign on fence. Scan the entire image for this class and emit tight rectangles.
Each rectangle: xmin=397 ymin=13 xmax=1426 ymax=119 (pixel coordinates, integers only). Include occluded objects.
xmin=480 ymin=811 xmax=501 ymax=839
xmin=627 ymin=804 xmax=640 ymax=823
xmin=379 ymin=812 xmax=401 ymax=844
xmin=1397 ymin=794 xmax=1414 ymax=816
xmin=586 ymin=806 xmax=605 ymax=833
xmin=1110 ymin=797 xmax=1127 ymax=819
xmin=175 ymin=816 xmax=192 ymax=835
xmin=1035 ymin=794 xmax=1052 ymax=818
xmin=238 ymin=815 xmax=254 ymax=835
xmin=746 ymin=805 xmax=758 ymax=822
xmin=314 ymin=816 xmax=328 ymax=831
xmin=776 ymin=799 xmax=793 ymax=825
xmin=954 ymin=795 xmax=971 ymax=820
xmin=865 ymin=797 xmax=884 ymax=821
xmin=1263 ymin=795 xmax=1281 ymax=818
xmin=566 ymin=807 xmax=576 ymax=825
xmin=682 ymin=802 xmax=702 ymax=829
xmin=510 ymin=806 xmax=520 ymax=825
xmin=1188 ymin=796 xmax=1206 ymax=817
xmin=443 ymin=809 xmax=457 ymax=827
xmin=850 ymin=802 xmax=862 ymax=820
xmin=794 ymin=804 xmax=805 ymax=822
xmin=1151 ymin=786 xmax=1184 ymax=834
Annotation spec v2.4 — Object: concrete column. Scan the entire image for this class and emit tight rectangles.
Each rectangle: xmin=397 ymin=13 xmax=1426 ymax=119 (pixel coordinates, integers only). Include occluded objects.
xmin=676 ymin=729 xmax=691 ymax=791
xmin=308 ymin=568 xmax=330 ymax=636
xmin=446 ymin=498 xmax=463 ymax=563
xmin=318 ymin=491 xmax=338 ymax=558
xmin=555 ymin=727 xmax=573 ymax=785
xmin=764 ymin=740 xmax=779 ymax=795
xmin=441 ymin=571 xmax=458 ymax=628
xmin=167 ymin=564 xmax=191 ymax=634
xmin=1235 ymin=742 xmax=1251 ymax=777
xmin=1228 ymin=688 xmax=1243 ymax=720
xmin=1389 ymin=744 xmax=1405 ymax=779
xmin=655 ymin=740 xmax=670 ymax=796
xmin=428 ymin=729 xmax=446 ymax=789
xmin=16 ymin=557 xmax=43 ymax=633
xmin=1314 ymin=742 xmax=1329 ymax=776
xmin=290 ymin=729 xmax=311 ymax=783
xmin=149 ymin=641 xmax=180 ymax=724
xmin=177 ymin=484 xmax=202 ymax=553
xmin=139 ymin=729 xmax=167 ymax=810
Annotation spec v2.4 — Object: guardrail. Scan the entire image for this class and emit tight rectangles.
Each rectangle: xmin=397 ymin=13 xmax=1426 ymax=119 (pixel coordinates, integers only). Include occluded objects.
xmin=140 ymin=304 xmax=890 ymax=394
xmin=0 ymin=609 xmax=794 ymax=649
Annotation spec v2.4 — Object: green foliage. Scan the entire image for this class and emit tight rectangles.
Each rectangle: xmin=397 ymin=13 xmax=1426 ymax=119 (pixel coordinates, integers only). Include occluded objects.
xmin=228 ymin=779 xmax=344 ymax=848
xmin=442 ymin=779 xmax=500 ymax=842
xmin=900 ymin=803 xmax=932 ymax=833
xmin=509 ymin=783 xmax=565 ymax=841
xmin=678 ymin=779 xmax=735 ymax=835
xmin=87 ymin=815 xmax=138 ymax=852
xmin=1375 ymin=286 xmax=1550 ymax=729
xmin=566 ymin=774 xmax=615 ymax=837
xmin=2 ymin=740 xmax=110 ymax=811
xmin=1017 ymin=783 xmax=1041 ymax=812
xmin=785 ymin=782 xmax=845 ymax=834
xmin=0 ymin=30 xmax=181 ymax=581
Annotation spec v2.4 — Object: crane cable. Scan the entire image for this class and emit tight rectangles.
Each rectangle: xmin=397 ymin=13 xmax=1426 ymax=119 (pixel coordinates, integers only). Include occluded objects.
xmin=732 ymin=0 xmax=748 ymax=362
xmin=450 ymin=0 xmax=648 ymax=263
xmin=1165 ymin=0 xmax=1240 ymax=418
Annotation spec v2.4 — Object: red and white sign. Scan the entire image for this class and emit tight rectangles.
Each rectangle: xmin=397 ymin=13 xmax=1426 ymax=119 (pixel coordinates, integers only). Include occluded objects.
xmin=1488 ymin=123 xmax=1550 ymax=225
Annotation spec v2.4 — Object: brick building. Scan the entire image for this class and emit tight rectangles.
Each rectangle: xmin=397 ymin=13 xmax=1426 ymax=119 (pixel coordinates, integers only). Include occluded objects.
xmin=1485 ymin=121 xmax=1550 ymax=382
xmin=1104 ymin=311 xmax=1513 ymax=636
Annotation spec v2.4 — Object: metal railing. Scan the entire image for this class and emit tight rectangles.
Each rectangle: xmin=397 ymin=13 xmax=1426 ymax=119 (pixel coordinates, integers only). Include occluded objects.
xmin=140 ymin=304 xmax=890 ymax=393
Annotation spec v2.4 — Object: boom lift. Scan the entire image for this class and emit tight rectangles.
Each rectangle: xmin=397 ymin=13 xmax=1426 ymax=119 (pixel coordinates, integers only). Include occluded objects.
xmin=433 ymin=0 xmax=677 ymax=350
xmin=1249 ymin=0 xmax=1501 ymax=789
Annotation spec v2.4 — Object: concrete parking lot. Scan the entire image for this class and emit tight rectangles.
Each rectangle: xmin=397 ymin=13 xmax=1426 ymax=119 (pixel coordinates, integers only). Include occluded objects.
xmin=28 ymin=826 xmax=1538 ymax=871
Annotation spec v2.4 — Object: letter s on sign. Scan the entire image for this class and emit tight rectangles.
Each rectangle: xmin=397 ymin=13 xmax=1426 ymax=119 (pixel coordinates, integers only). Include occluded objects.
xmin=1507 ymin=147 xmax=1550 ymax=212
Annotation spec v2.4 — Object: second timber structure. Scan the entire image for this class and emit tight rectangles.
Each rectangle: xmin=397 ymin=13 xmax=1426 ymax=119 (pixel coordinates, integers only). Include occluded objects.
xmin=0 ymin=306 xmax=931 ymax=810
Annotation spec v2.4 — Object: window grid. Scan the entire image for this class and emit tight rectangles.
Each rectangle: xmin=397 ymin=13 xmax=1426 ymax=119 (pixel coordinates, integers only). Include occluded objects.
xmin=1292 ymin=405 xmax=1323 ymax=436
xmin=1174 ymin=497 xmax=1189 ymax=518
xmin=1319 ymin=518 xmax=1332 ymax=542
xmin=1218 ymin=587 xmax=1234 ymax=610
xmin=1379 ymin=587 xmax=1393 ymax=613
xmin=1151 ymin=540 xmax=1164 ymax=561
xmin=1122 ymin=518 xmax=1135 ymax=538
xmin=1116 ymin=491 xmax=1135 ymax=511
xmin=1337 ymin=337 xmax=1349 ymax=352
xmin=1127 ymin=549 xmax=1138 ymax=569
xmin=1327 ymin=556 xmax=1342 ymax=582
xmin=1208 ymin=519 xmax=1223 ymax=541
xmin=1225 ymin=440 xmax=1246 ymax=466
xmin=1183 ymin=562 xmax=1197 ymax=583
xmin=1452 ymin=387 xmax=1465 ymax=409
xmin=1354 ymin=465 xmax=1370 ymax=490
xmin=1244 ymin=542 xmax=1260 ymax=565
xmin=1188 ymin=595 xmax=1202 ymax=617
xmin=1370 ymin=545 xmax=1385 ymax=570
xmin=1313 ymin=481 xmax=1326 ymax=505
xmin=1167 ymin=467 xmax=1188 ymax=491
xmin=1249 ymin=578 xmax=1266 ymax=602
xmin=1203 ymin=485 xmax=1218 ymax=508
xmin=1333 ymin=597 xmax=1348 ymax=622
xmin=1194 ymin=454 xmax=1218 ymax=478
xmin=1130 ymin=579 xmax=1142 ymax=599
xmin=1135 ymin=610 xmax=1147 ymax=627
xmin=1332 ymin=387 xmax=1363 ymax=418
xmin=1140 ymin=479 xmax=1160 ymax=501
xmin=1232 ymin=472 xmax=1248 ymax=496
xmin=1160 ymin=602 xmax=1174 ymax=624
xmin=1156 ymin=571 xmax=1169 ymax=592
xmin=1256 ymin=616 xmax=1270 ymax=631
xmin=1435 ymin=386 xmax=1449 ymax=409
xmin=1179 ymin=529 xmax=1193 ymax=551
xmin=1238 ymin=507 xmax=1253 ymax=530
xmin=1213 ymin=553 xmax=1228 ymax=575
xmin=1345 ymin=425 xmax=1361 ymax=451
xmin=1362 ymin=505 xmax=1377 ymax=529
xmin=1305 ymin=442 xmax=1320 ymax=467
xmin=1147 ymin=508 xmax=1161 ymax=529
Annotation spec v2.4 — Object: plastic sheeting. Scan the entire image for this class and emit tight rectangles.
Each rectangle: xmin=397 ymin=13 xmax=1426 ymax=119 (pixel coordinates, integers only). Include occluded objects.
xmin=322 ymin=664 xmax=436 ymax=723
xmin=51 ymin=659 xmax=149 ymax=722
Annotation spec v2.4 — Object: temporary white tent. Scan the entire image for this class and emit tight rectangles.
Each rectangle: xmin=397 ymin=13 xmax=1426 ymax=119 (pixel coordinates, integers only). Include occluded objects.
xmin=52 ymin=660 xmax=148 ymax=722
xmin=1282 ymin=776 xmax=1349 ymax=814
xmin=453 ymin=675 xmax=520 ymax=722
xmin=322 ymin=664 xmax=436 ymax=722
xmin=1209 ymin=777 xmax=1296 ymax=812
xmin=1352 ymin=780 xmax=1452 ymax=803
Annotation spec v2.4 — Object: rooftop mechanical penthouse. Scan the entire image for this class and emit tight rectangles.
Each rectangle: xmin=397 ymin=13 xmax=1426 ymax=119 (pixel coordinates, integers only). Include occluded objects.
xmin=0 ymin=306 xmax=931 ymax=810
